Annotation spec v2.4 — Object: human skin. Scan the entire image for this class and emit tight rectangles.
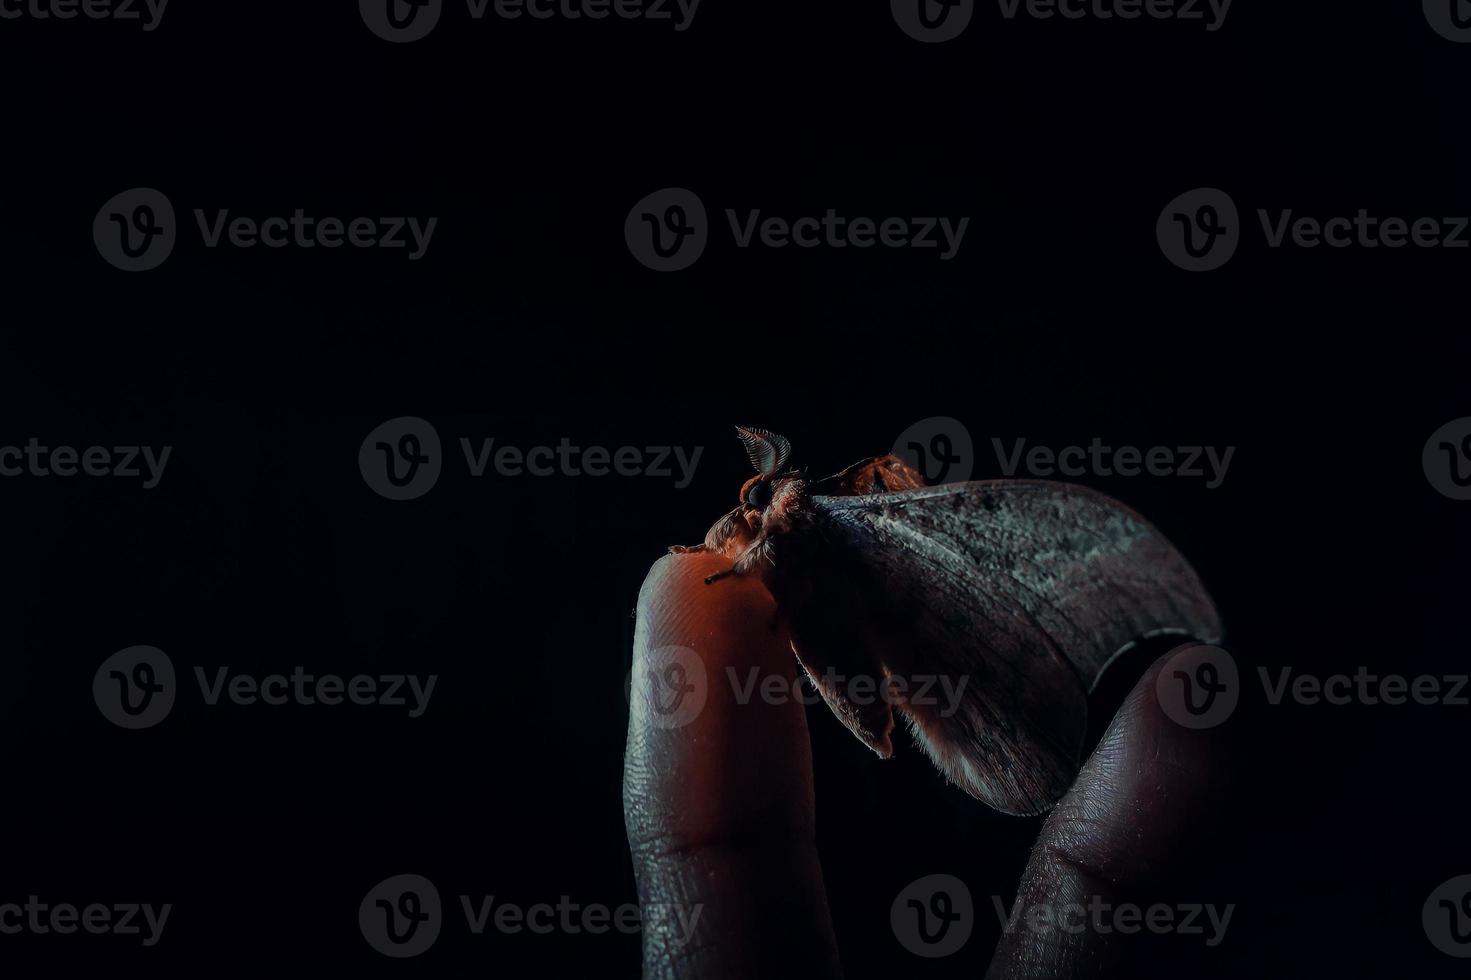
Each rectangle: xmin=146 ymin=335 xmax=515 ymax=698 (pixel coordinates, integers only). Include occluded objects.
xmin=623 ymin=550 xmax=1230 ymax=979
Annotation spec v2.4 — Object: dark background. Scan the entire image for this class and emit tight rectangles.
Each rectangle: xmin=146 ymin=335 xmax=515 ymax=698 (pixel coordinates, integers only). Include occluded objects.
xmin=1 ymin=0 xmax=1468 ymax=975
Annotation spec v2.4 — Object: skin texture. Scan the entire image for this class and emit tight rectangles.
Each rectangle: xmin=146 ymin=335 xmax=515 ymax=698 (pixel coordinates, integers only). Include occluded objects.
xmin=623 ymin=551 xmax=1230 ymax=979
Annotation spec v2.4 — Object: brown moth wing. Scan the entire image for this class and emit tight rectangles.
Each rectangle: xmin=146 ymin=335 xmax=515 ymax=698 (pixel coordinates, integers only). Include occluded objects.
xmin=806 ymin=480 xmax=1223 ymax=817
xmin=769 ymin=537 xmax=900 ymax=759
xmin=762 ymin=454 xmax=928 ymax=756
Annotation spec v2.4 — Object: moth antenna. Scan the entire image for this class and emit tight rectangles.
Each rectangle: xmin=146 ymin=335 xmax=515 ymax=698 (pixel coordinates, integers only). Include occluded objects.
xmin=734 ymin=426 xmax=792 ymax=477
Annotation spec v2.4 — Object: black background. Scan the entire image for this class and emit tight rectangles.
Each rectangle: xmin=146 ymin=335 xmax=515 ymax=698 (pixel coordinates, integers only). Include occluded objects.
xmin=1 ymin=0 xmax=1468 ymax=975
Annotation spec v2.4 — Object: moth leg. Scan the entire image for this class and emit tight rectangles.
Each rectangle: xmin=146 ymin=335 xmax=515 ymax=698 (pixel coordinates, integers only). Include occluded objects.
xmin=734 ymin=539 xmax=776 ymax=574
xmin=669 ymin=543 xmax=708 ymax=555
xmin=702 ymin=539 xmax=773 ymax=585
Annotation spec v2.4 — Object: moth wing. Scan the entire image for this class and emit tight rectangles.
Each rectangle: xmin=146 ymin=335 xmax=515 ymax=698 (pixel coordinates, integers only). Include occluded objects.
xmin=775 ymin=537 xmax=901 ymax=760
xmin=808 ymin=480 xmax=1223 ymax=816
xmin=776 ymin=455 xmax=926 ymax=753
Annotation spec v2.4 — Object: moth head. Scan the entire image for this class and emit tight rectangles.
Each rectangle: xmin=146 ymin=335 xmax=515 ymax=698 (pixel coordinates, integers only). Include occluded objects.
xmin=733 ymin=425 xmax=792 ymax=513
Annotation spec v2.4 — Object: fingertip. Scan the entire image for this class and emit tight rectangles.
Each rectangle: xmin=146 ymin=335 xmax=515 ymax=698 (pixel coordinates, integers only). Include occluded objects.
xmin=1049 ymin=642 xmax=1235 ymax=878
xmin=626 ymin=553 xmax=809 ymax=837
xmin=624 ymin=556 xmax=840 ymax=979
xmin=635 ymin=551 xmax=784 ymax=664
xmin=986 ymin=642 xmax=1238 ymax=979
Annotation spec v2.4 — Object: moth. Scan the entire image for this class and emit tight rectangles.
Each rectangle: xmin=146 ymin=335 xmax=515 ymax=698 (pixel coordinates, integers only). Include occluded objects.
xmin=671 ymin=426 xmax=1223 ymax=816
